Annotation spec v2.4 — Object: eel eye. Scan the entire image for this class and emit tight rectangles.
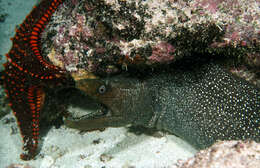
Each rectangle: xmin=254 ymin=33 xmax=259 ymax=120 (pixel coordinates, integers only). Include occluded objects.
xmin=98 ymin=85 xmax=106 ymax=94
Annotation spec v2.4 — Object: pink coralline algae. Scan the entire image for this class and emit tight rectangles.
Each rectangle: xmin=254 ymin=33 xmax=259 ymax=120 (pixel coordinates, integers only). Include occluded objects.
xmin=229 ymin=52 xmax=260 ymax=88
xmin=148 ymin=42 xmax=175 ymax=64
xmin=193 ymin=0 xmax=225 ymax=14
xmin=41 ymin=0 xmax=260 ymax=80
xmin=174 ymin=140 xmax=260 ymax=168
xmin=191 ymin=0 xmax=260 ymax=49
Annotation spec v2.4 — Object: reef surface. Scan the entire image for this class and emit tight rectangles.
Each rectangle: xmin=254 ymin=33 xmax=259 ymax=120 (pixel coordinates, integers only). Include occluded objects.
xmin=41 ymin=0 xmax=260 ymax=86
xmin=174 ymin=140 xmax=260 ymax=168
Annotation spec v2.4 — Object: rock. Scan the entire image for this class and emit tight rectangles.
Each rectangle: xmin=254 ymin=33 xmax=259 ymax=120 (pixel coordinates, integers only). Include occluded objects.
xmin=41 ymin=0 xmax=260 ymax=79
xmin=174 ymin=140 xmax=260 ymax=168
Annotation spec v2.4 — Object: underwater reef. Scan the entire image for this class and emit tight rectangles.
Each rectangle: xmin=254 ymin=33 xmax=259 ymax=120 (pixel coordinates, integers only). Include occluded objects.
xmin=0 ymin=0 xmax=259 ymax=165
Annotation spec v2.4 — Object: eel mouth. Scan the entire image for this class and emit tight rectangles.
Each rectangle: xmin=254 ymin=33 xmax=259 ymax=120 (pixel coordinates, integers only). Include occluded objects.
xmin=57 ymin=87 xmax=112 ymax=130
xmin=63 ymin=96 xmax=127 ymax=131
xmin=64 ymin=95 xmax=110 ymax=121
xmin=62 ymin=93 xmax=127 ymax=131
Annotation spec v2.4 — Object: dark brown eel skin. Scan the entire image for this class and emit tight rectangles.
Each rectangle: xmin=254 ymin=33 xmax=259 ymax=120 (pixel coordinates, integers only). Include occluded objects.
xmin=65 ymin=62 xmax=260 ymax=150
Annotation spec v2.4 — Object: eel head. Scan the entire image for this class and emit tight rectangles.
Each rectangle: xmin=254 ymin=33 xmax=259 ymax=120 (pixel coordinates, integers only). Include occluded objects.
xmin=64 ymin=76 xmax=153 ymax=130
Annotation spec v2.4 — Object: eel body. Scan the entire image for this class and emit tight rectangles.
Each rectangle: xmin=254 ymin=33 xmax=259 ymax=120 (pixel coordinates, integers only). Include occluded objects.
xmin=67 ymin=63 xmax=260 ymax=149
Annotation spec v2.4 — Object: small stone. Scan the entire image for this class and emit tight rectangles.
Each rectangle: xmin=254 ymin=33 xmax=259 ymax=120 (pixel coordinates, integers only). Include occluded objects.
xmin=41 ymin=156 xmax=55 ymax=168
xmin=122 ymin=164 xmax=136 ymax=168
xmin=84 ymin=165 xmax=92 ymax=168
xmin=6 ymin=164 xmax=33 ymax=168
xmin=100 ymin=153 xmax=113 ymax=163
xmin=0 ymin=13 xmax=8 ymax=22
xmin=10 ymin=125 xmax=18 ymax=135
xmin=92 ymin=138 xmax=102 ymax=144
xmin=3 ymin=117 xmax=15 ymax=124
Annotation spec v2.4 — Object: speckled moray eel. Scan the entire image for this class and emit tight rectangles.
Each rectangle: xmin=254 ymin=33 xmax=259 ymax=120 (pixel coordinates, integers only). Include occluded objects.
xmin=65 ymin=62 xmax=260 ymax=149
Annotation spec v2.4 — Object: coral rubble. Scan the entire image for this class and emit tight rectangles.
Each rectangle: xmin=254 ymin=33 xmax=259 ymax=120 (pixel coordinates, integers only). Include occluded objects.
xmin=174 ymin=140 xmax=260 ymax=168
